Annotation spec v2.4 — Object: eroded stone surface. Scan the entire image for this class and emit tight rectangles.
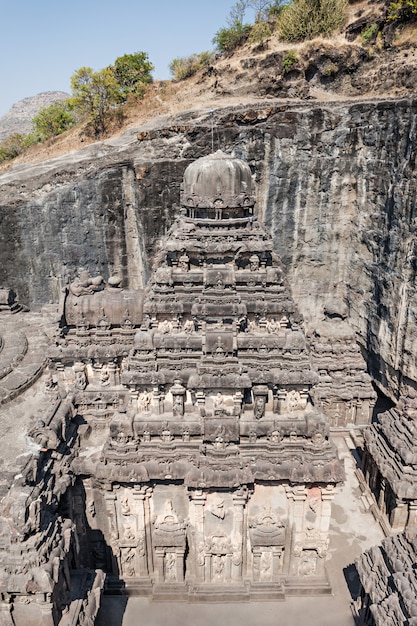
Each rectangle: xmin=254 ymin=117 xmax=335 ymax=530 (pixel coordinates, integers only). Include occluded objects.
xmin=359 ymin=394 xmax=417 ymax=533
xmin=354 ymin=529 xmax=417 ymax=626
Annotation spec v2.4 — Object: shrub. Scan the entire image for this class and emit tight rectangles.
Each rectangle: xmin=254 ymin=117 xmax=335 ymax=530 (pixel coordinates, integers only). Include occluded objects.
xmin=0 ymin=133 xmax=38 ymax=163
xmin=32 ymin=100 xmax=75 ymax=141
xmin=323 ymin=61 xmax=339 ymax=76
xmin=213 ymin=20 xmax=252 ymax=53
xmin=277 ymin=0 xmax=348 ymax=42
xmin=388 ymin=0 xmax=417 ymax=21
xmin=248 ymin=20 xmax=273 ymax=43
xmin=282 ymin=49 xmax=299 ymax=71
xmin=169 ymin=51 xmax=215 ymax=81
xmin=361 ymin=23 xmax=378 ymax=43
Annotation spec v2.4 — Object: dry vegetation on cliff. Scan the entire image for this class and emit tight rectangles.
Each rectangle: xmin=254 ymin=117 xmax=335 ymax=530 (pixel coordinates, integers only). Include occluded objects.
xmin=1 ymin=0 xmax=416 ymax=171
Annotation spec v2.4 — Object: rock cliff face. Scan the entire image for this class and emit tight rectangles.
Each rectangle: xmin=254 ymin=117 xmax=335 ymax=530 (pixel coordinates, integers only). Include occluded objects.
xmin=1 ymin=97 xmax=417 ymax=400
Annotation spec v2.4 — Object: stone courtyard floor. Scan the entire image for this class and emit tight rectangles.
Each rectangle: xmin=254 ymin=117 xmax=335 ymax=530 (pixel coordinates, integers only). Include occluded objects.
xmin=96 ymin=435 xmax=384 ymax=626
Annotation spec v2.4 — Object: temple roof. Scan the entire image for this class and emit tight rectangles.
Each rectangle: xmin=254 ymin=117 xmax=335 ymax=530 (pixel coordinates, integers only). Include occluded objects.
xmin=181 ymin=150 xmax=255 ymax=209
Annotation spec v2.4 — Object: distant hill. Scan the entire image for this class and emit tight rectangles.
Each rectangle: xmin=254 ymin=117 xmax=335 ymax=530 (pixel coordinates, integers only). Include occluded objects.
xmin=0 ymin=91 xmax=70 ymax=142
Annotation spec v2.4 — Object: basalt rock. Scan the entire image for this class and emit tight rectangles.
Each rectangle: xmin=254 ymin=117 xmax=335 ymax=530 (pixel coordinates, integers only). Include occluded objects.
xmin=1 ymin=99 xmax=417 ymax=402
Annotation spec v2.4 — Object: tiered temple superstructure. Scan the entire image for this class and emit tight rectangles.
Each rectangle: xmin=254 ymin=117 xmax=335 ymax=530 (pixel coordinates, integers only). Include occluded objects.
xmin=359 ymin=393 xmax=417 ymax=533
xmin=354 ymin=528 xmax=417 ymax=626
xmin=0 ymin=152 xmax=345 ymax=623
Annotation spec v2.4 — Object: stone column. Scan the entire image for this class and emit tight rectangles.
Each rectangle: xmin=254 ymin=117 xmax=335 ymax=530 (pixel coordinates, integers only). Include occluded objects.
xmin=231 ymin=489 xmax=247 ymax=581
xmin=108 ymin=360 xmax=118 ymax=386
xmin=290 ymin=485 xmax=307 ymax=534
xmin=272 ymin=547 xmax=283 ymax=579
xmin=104 ymin=491 xmax=119 ymax=576
xmin=175 ymin=547 xmax=185 ymax=582
xmin=152 ymin=385 xmax=164 ymax=415
xmin=40 ymin=601 xmax=55 ymax=626
xmin=390 ymin=501 xmax=408 ymax=531
xmin=320 ymin=485 xmax=335 ymax=535
xmin=406 ymin=502 xmax=417 ymax=529
xmin=195 ymin=391 xmax=205 ymax=412
xmin=188 ymin=489 xmax=206 ymax=582
xmin=132 ymin=486 xmax=150 ymax=576
xmin=154 ymin=547 xmax=165 ymax=583
xmin=252 ymin=549 xmax=262 ymax=582
xmin=378 ymin=477 xmax=386 ymax=513
xmin=144 ymin=487 xmax=154 ymax=576
xmin=286 ymin=485 xmax=307 ymax=576
xmin=171 ymin=380 xmax=186 ymax=417
xmin=233 ymin=391 xmax=243 ymax=417
xmin=276 ymin=389 xmax=287 ymax=414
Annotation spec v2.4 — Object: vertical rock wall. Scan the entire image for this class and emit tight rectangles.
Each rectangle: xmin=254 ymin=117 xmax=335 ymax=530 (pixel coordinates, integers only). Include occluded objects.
xmin=1 ymin=99 xmax=417 ymax=398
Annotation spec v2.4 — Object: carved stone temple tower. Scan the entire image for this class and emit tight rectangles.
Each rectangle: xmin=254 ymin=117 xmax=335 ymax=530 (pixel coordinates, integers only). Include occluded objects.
xmin=64 ymin=150 xmax=343 ymax=600
xmin=0 ymin=152 xmax=345 ymax=622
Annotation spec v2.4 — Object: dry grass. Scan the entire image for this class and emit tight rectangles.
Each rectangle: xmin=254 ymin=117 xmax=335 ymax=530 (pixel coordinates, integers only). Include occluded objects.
xmin=392 ymin=23 xmax=417 ymax=46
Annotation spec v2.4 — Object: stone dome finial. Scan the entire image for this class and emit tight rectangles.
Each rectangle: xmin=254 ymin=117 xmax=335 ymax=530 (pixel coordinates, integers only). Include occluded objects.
xmin=180 ymin=150 xmax=255 ymax=210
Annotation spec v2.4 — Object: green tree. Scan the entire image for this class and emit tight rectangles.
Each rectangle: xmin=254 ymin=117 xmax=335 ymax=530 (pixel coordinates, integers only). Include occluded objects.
xmin=113 ymin=52 xmax=154 ymax=100
xmin=70 ymin=66 xmax=122 ymax=137
xmin=32 ymin=100 xmax=75 ymax=141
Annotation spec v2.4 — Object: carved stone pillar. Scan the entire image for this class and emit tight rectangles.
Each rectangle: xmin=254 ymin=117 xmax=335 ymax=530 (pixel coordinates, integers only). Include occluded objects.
xmin=286 ymin=485 xmax=307 ymax=576
xmin=144 ymin=487 xmax=154 ymax=576
xmin=188 ymin=489 xmax=206 ymax=582
xmin=108 ymin=360 xmax=118 ymax=386
xmin=378 ymin=477 xmax=386 ymax=513
xmin=252 ymin=549 xmax=262 ymax=582
xmin=132 ymin=486 xmax=150 ymax=577
xmin=272 ymin=546 xmax=283 ymax=579
xmin=231 ymin=488 xmax=248 ymax=581
xmin=276 ymin=389 xmax=286 ymax=414
xmin=406 ymin=501 xmax=417 ymax=529
xmin=195 ymin=391 xmax=205 ymax=412
xmin=104 ymin=491 xmax=118 ymax=541
xmin=171 ymin=380 xmax=186 ymax=417
xmin=252 ymin=385 xmax=268 ymax=420
xmin=233 ymin=391 xmax=243 ymax=417
xmin=175 ymin=548 xmax=185 ymax=582
xmin=40 ymin=602 xmax=55 ymax=626
xmin=320 ymin=485 xmax=335 ymax=535
xmin=152 ymin=385 xmax=164 ymax=415
xmin=104 ymin=491 xmax=119 ymax=575
xmin=290 ymin=485 xmax=307 ymax=534
xmin=154 ymin=547 xmax=165 ymax=583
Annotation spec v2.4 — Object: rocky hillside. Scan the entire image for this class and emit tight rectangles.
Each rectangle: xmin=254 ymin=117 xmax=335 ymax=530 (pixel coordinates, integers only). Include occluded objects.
xmin=0 ymin=91 xmax=69 ymax=142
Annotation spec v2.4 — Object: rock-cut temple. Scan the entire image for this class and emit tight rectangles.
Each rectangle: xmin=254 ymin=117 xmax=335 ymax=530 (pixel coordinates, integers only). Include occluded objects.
xmin=0 ymin=151 xmax=346 ymax=624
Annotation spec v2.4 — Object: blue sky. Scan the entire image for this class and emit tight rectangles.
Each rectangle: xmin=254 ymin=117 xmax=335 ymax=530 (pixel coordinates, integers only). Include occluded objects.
xmin=0 ymin=0 xmax=243 ymax=118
